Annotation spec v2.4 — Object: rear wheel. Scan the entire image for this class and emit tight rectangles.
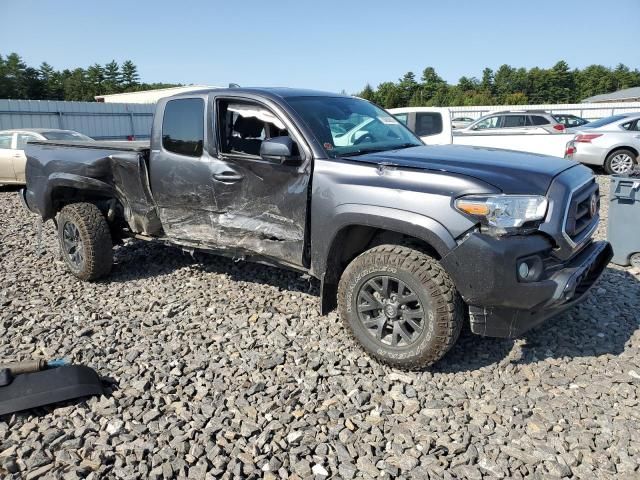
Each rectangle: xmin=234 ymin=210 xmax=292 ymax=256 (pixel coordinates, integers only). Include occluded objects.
xmin=57 ymin=202 xmax=113 ymax=280
xmin=338 ymin=244 xmax=463 ymax=370
xmin=604 ymin=149 xmax=636 ymax=175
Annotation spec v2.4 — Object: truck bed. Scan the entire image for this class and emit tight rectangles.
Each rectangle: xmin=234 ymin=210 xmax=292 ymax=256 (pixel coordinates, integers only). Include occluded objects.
xmin=24 ymin=140 xmax=161 ymax=236
xmin=28 ymin=139 xmax=150 ymax=152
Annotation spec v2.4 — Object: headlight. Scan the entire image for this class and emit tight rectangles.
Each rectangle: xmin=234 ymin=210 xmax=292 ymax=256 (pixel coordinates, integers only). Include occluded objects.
xmin=455 ymin=195 xmax=548 ymax=233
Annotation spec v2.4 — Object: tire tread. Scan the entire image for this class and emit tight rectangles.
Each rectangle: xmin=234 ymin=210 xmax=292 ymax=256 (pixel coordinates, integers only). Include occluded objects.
xmin=338 ymin=244 xmax=463 ymax=370
xmin=58 ymin=202 xmax=112 ymax=280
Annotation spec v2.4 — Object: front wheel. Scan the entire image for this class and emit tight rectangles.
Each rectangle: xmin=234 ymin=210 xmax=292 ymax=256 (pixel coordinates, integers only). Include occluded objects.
xmin=604 ymin=149 xmax=636 ymax=175
xmin=338 ymin=244 xmax=463 ymax=370
xmin=57 ymin=202 xmax=113 ymax=280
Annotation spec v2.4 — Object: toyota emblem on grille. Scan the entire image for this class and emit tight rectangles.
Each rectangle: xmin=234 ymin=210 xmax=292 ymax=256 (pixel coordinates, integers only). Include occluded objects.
xmin=589 ymin=193 xmax=598 ymax=217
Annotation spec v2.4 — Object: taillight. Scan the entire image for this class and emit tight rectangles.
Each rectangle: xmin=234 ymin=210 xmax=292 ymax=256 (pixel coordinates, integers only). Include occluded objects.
xmin=575 ymin=134 xmax=602 ymax=143
xmin=565 ymin=145 xmax=576 ymax=156
xmin=553 ymin=124 xmax=565 ymax=131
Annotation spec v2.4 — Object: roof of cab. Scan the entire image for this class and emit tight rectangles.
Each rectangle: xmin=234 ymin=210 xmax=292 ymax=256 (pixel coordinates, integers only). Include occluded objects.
xmin=166 ymin=87 xmax=351 ymax=101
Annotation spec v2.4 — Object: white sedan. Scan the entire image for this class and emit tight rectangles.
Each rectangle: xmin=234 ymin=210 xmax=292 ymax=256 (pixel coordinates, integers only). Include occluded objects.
xmin=565 ymin=113 xmax=640 ymax=174
xmin=0 ymin=129 xmax=92 ymax=185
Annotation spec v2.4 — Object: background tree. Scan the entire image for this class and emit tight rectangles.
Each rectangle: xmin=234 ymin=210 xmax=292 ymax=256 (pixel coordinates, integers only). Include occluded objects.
xmin=121 ymin=60 xmax=140 ymax=89
xmin=358 ymin=83 xmax=375 ymax=102
xmin=103 ymin=60 xmax=121 ymax=94
xmin=1 ymin=52 xmax=639 ymax=105
xmin=86 ymin=64 xmax=105 ymax=100
xmin=397 ymin=72 xmax=418 ymax=106
xmin=0 ymin=53 xmax=181 ymax=100
xmin=356 ymin=61 xmax=640 ymax=108
xmin=39 ymin=62 xmax=63 ymax=99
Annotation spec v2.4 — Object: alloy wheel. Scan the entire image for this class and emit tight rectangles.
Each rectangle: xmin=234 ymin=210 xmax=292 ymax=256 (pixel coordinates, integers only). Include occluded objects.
xmin=610 ymin=153 xmax=634 ymax=174
xmin=62 ymin=221 xmax=84 ymax=270
xmin=356 ymin=275 xmax=427 ymax=347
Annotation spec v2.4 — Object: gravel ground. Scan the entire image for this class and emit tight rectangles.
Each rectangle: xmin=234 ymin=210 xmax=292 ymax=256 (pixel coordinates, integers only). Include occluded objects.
xmin=0 ymin=175 xmax=639 ymax=480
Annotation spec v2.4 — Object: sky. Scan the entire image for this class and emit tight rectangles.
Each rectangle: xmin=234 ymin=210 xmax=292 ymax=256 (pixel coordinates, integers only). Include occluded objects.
xmin=1 ymin=0 xmax=638 ymax=94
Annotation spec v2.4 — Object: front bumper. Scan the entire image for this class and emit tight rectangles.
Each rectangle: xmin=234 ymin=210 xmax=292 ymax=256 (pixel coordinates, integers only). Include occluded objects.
xmin=441 ymin=233 xmax=612 ymax=338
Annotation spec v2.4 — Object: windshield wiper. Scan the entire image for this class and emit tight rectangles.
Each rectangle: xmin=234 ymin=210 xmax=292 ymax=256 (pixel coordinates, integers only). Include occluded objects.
xmin=339 ymin=143 xmax=420 ymax=158
xmin=340 ymin=148 xmax=388 ymax=157
xmin=389 ymin=143 xmax=421 ymax=151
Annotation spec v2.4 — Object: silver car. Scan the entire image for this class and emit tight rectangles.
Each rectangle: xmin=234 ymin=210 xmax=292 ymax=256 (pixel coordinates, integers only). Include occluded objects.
xmin=565 ymin=113 xmax=640 ymax=174
xmin=0 ymin=128 xmax=92 ymax=185
xmin=455 ymin=110 xmax=566 ymax=135
xmin=451 ymin=116 xmax=474 ymax=129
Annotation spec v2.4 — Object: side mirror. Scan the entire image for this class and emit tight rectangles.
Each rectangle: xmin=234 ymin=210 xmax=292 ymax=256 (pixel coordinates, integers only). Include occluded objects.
xmin=260 ymin=136 xmax=300 ymax=165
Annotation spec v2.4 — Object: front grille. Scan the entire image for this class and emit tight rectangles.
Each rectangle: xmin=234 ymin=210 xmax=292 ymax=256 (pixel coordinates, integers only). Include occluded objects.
xmin=564 ymin=179 xmax=599 ymax=243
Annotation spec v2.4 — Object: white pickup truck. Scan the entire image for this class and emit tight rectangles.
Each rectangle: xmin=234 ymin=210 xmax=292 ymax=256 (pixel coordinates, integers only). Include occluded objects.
xmin=389 ymin=107 xmax=574 ymax=158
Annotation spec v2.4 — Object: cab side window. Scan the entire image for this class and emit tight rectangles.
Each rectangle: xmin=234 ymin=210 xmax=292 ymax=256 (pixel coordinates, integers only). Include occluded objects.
xmin=622 ymin=120 xmax=640 ymax=131
xmin=474 ymin=116 xmax=501 ymax=130
xmin=218 ymin=101 xmax=290 ymax=157
xmin=162 ymin=98 xmax=204 ymax=157
xmin=503 ymin=115 xmax=527 ymax=128
xmin=394 ymin=113 xmax=408 ymax=125
xmin=0 ymin=133 xmax=12 ymax=149
xmin=529 ymin=115 xmax=550 ymax=126
xmin=16 ymin=133 xmax=39 ymax=150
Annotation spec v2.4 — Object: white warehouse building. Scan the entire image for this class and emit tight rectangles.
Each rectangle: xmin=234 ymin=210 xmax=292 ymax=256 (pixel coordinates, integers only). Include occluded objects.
xmin=95 ymin=85 xmax=220 ymax=104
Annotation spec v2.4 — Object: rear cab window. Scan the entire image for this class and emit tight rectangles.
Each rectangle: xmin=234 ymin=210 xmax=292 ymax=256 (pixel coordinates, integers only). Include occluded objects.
xmin=415 ymin=112 xmax=443 ymax=136
xmin=162 ymin=98 xmax=205 ymax=157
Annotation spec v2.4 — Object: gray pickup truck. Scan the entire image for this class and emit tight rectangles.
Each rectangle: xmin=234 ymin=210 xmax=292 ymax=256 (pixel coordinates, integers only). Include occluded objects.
xmin=21 ymin=88 xmax=612 ymax=369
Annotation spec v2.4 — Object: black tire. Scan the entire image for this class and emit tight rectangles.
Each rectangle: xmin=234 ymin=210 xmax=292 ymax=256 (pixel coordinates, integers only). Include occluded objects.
xmin=57 ymin=202 xmax=113 ymax=280
xmin=338 ymin=244 xmax=463 ymax=370
xmin=604 ymin=149 xmax=637 ymax=175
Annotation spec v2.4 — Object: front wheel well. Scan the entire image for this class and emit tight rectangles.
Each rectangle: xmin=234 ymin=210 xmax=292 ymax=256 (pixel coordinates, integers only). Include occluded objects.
xmin=320 ymin=225 xmax=442 ymax=314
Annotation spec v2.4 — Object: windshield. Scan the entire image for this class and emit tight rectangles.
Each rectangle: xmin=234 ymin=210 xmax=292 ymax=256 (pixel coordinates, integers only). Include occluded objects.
xmin=286 ymin=96 xmax=422 ymax=157
xmin=42 ymin=130 xmax=93 ymax=141
xmin=581 ymin=115 xmax=627 ymax=129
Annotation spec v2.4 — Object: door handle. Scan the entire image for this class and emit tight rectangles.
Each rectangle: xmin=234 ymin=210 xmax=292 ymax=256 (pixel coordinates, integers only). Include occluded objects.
xmin=13 ymin=154 xmax=21 ymax=158
xmin=212 ymin=171 xmax=243 ymax=183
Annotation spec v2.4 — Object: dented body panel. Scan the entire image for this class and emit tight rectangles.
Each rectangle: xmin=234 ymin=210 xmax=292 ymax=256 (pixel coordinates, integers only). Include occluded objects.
xmin=24 ymin=141 xmax=162 ymax=235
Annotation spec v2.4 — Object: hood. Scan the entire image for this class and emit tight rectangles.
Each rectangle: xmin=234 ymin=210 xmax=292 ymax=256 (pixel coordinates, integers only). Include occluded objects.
xmin=346 ymin=144 xmax=578 ymax=194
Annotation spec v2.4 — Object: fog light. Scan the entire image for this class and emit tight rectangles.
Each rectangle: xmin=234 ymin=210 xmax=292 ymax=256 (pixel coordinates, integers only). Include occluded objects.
xmin=518 ymin=262 xmax=530 ymax=279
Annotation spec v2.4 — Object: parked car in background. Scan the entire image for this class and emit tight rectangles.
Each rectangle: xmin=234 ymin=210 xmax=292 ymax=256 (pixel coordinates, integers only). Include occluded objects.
xmin=565 ymin=113 xmax=640 ymax=174
xmin=390 ymin=107 xmax=572 ymax=157
xmin=553 ymin=113 xmax=589 ymax=128
xmin=0 ymin=129 xmax=93 ymax=185
xmin=451 ymin=116 xmax=474 ymax=129
xmin=455 ymin=110 xmax=566 ymax=135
